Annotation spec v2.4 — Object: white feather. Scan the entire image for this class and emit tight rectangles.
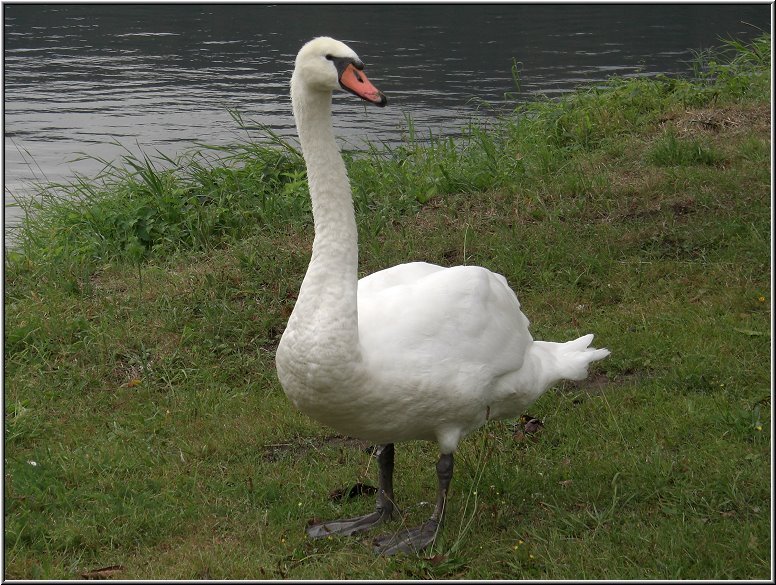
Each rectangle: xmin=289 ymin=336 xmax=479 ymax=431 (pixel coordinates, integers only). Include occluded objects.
xmin=276 ymin=37 xmax=610 ymax=457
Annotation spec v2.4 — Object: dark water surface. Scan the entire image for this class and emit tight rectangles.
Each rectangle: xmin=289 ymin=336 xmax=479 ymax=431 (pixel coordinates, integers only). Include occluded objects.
xmin=3 ymin=4 xmax=770 ymax=237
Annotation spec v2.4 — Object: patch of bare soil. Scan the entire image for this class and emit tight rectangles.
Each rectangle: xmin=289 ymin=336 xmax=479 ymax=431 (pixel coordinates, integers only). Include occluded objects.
xmin=558 ymin=369 xmax=646 ymax=394
xmin=260 ymin=435 xmax=372 ymax=461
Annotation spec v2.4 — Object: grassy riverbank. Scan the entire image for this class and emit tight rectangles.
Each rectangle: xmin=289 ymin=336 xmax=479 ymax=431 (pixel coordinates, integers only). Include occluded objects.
xmin=4 ymin=35 xmax=771 ymax=579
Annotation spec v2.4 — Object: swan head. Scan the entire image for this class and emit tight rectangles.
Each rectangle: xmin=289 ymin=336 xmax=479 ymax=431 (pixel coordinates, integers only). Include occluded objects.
xmin=293 ymin=36 xmax=387 ymax=107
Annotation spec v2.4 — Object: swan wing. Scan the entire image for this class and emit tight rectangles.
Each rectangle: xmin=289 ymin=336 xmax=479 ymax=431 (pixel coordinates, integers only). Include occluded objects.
xmin=357 ymin=263 xmax=532 ymax=378
xmin=358 ymin=261 xmax=446 ymax=294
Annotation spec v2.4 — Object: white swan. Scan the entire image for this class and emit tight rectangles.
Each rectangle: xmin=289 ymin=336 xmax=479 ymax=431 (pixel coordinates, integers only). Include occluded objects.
xmin=275 ymin=37 xmax=610 ymax=555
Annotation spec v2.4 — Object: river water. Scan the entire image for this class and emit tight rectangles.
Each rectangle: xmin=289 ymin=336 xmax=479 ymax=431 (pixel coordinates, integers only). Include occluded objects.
xmin=3 ymin=4 xmax=770 ymax=240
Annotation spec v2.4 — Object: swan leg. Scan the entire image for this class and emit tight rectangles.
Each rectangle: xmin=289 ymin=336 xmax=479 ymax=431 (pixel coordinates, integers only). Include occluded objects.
xmin=372 ymin=452 xmax=454 ymax=555
xmin=306 ymin=443 xmax=397 ymax=539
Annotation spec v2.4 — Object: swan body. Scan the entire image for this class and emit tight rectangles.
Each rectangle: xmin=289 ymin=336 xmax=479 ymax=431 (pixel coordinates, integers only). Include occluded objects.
xmin=275 ymin=37 xmax=610 ymax=554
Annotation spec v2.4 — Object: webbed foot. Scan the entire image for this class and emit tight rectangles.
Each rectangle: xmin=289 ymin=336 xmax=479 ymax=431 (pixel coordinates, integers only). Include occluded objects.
xmin=372 ymin=518 xmax=440 ymax=555
xmin=307 ymin=509 xmax=391 ymax=538
xmin=307 ymin=444 xmax=397 ymax=540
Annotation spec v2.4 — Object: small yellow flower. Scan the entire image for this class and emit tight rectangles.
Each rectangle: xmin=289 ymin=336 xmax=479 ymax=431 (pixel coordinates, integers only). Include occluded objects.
xmin=758 ymin=295 xmax=765 ymax=302
xmin=756 ymin=425 xmax=763 ymax=431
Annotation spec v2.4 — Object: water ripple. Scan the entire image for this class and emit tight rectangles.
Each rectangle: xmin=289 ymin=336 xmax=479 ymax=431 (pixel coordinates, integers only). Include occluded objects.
xmin=3 ymin=3 xmax=769 ymax=234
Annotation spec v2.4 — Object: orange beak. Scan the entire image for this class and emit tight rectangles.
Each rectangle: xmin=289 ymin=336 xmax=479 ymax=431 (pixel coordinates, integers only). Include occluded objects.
xmin=339 ymin=63 xmax=387 ymax=107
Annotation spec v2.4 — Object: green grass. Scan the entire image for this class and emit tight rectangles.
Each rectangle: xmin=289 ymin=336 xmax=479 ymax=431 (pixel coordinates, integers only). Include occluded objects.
xmin=4 ymin=35 xmax=771 ymax=579
xmin=646 ymin=129 xmax=723 ymax=166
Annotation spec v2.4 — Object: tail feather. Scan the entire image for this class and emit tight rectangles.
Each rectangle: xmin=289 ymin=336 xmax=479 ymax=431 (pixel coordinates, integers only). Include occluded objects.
xmin=531 ymin=334 xmax=610 ymax=385
xmin=562 ymin=334 xmax=610 ymax=380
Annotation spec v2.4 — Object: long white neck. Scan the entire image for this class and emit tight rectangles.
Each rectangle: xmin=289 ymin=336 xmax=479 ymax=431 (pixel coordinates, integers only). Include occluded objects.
xmin=288 ymin=76 xmax=361 ymax=361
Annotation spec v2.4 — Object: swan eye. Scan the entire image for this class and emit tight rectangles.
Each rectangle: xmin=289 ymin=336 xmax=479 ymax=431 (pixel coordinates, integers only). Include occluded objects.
xmin=325 ymin=54 xmax=334 ymax=61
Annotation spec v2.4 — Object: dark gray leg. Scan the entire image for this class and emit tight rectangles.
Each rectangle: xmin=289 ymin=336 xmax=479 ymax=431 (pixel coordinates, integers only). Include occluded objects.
xmin=372 ymin=452 xmax=454 ymax=555
xmin=376 ymin=443 xmax=396 ymax=515
xmin=307 ymin=443 xmax=397 ymax=538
